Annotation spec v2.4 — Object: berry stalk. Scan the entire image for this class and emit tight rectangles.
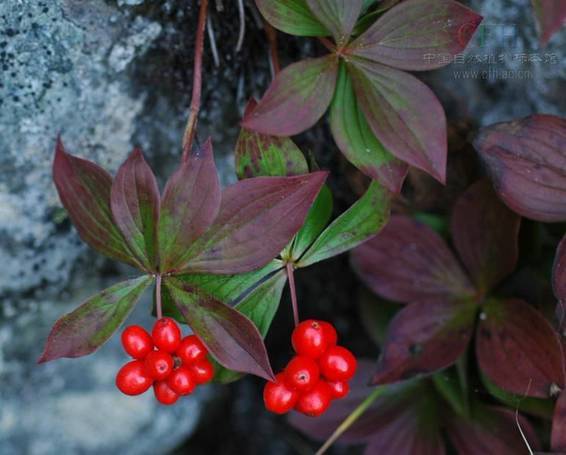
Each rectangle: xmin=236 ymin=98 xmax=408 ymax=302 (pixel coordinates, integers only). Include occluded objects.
xmin=286 ymin=262 xmax=299 ymax=327
xmin=155 ymin=274 xmax=163 ymax=320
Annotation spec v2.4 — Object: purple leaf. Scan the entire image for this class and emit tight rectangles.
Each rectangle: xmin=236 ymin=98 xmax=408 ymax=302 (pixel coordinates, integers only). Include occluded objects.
xmin=476 ymin=299 xmax=566 ymax=398
xmin=451 ymin=180 xmax=521 ymax=295
xmin=348 ymin=0 xmax=482 ymax=71
xmin=351 ymin=215 xmax=474 ymax=303
xmin=552 ymin=390 xmax=566 ymax=451
xmin=241 ymin=56 xmax=338 ymax=136
xmin=158 ymin=139 xmax=221 ymax=272
xmin=372 ymin=299 xmax=476 ymax=385
xmin=532 ymin=0 xmax=566 ymax=46
xmin=447 ymin=405 xmax=540 ymax=454
xmin=181 ymin=171 xmax=328 ymax=274
xmin=111 ymin=149 xmax=160 ymax=271
xmin=474 ymin=114 xmax=566 ymax=222
xmin=164 ymin=278 xmax=275 ymax=381
xmin=348 ymin=59 xmax=447 ymax=182
xmin=255 ymin=0 xmax=328 ymax=36
xmin=329 ymin=62 xmax=408 ymax=193
xmin=554 ymin=235 xmax=566 ymax=315
xmin=52 ymin=139 xmax=139 ymax=267
xmin=38 ymin=276 xmax=153 ymax=363
xmin=305 ymin=0 xmax=363 ymax=44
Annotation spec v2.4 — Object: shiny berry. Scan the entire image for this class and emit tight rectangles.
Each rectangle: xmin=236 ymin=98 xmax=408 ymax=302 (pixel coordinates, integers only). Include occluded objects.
xmin=176 ymin=335 xmax=207 ymax=364
xmin=121 ymin=325 xmax=153 ymax=359
xmin=319 ymin=321 xmax=338 ymax=347
xmin=291 ymin=320 xmax=328 ymax=358
xmin=152 ymin=318 xmax=181 ymax=352
xmin=116 ymin=360 xmax=153 ymax=396
xmin=327 ymin=380 xmax=350 ymax=399
xmin=167 ymin=367 xmax=196 ymax=396
xmin=188 ymin=358 xmax=214 ymax=384
xmin=284 ymin=356 xmax=320 ymax=392
xmin=153 ymin=381 xmax=179 ymax=405
xmin=144 ymin=350 xmax=174 ymax=380
xmin=319 ymin=346 xmax=357 ymax=382
xmin=263 ymin=373 xmax=299 ymax=414
xmin=295 ymin=381 xmax=332 ymax=417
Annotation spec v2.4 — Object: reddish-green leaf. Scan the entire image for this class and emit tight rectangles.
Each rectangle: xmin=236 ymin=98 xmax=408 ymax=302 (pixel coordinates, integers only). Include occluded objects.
xmin=255 ymin=0 xmax=328 ymax=36
xmin=111 ymin=149 xmax=160 ymax=271
xmin=242 ymin=56 xmax=338 ymax=136
xmin=38 ymin=276 xmax=153 ymax=363
xmin=235 ymin=100 xmax=308 ymax=179
xmin=305 ymin=0 xmax=363 ymax=44
xmin=348 ymin=59 xmax=447 ymax=182
xmin=554 ymin=235 xmax=566 ymax=303
xmin=552 ymin=390 xmax=566 ymax=451
xmin=158 ymin=139 xmax=221 ymax=272
xmin=164 ymin=278 xmax=275 ymax=381
xmin=474 ymin=114 xmax=566 ymax=222
xmin=447 ymin=405 xmax=540 ymax=455
xmin=476 ymin=299 xmax=566 ymax=398
xmin=372 ymin=299 xmax=476 ymax=385
xmin=351 ymin=215 xmax=474 ymax=303
xmin=52 ymin=139 xmax=138 ymax=267
xmin=532 ymin=0 xmax=566 ymax=46
xmin=181 ymin=172 xmax=327 ymax=274
xmin=330 ymin=62 xmax=408 ymax=193
xmin=348 ymin=0 xmax=482 ymax=71
xmin=451 ymin=180 xmax=521 ymax=295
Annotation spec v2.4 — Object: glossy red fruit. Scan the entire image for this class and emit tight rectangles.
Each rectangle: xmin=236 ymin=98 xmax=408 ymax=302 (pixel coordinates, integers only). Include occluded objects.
xmin=121 ymin=325 xmax=153 ymax=359
xmin=263 ymin=373 xmax=299 ymax=414
xmin=116 ymin=360 xmax=153 ymax=396
xmin=319 ymin=346 xmax=357 ymax=382
xmin=167 ymin=367 xmax=196 ymax=396
xmin=152 ymin=318 xmax=181 ymax=352
xmin=291 ymin=320 xmax=328 ymax=359
xmin=284 ymin=356 xmax=320 ymax=392
xmin=144 ymin=350 xmax=174 ymax=381
xmin=319 ymin=321 xmax=338 ymax=347
xmin=188 ymin=358 xmax=214 ymax=384
xmin=327 ymin=380 xmax=350 ymax=399
xmin=153 ymin=380 xmax=179 ymax=405
xmin=295 ymin=381 xmax=333 ymax=417
xmin=176 ymin=335 xmax=207 ymax=364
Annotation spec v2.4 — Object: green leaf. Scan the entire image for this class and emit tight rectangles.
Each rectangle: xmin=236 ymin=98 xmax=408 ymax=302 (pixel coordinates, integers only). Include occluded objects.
xmin=297 ymin=181 xmax=390 ymax=267
xmin=39 ymin=275 xmax=154 ymax=362
xmin=256 ymin=0 xmax=328 ymax=36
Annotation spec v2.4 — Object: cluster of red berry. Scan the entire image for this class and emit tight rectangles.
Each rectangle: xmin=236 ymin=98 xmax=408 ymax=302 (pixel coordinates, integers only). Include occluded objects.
xmin=115 ymin=317 xmax=214 ymax=405
xmin=263 ymin=320 xmax=357 ymax=417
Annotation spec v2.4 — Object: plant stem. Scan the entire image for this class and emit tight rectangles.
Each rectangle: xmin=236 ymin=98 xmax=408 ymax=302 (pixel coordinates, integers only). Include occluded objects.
xmin=265 ymin=22 xmax=280 ymax=76
xmin=315 ymin=387 xmax=386 ymax=455
xmin=286 ymin=262 xmax=299 ymax=327
xmin=182 ymin=0 xmax=209 ymax=160
xmin=155 ymin=274 xmax=163 ymax=320
xmin=318 ymin=37 xmax=336 ymax=52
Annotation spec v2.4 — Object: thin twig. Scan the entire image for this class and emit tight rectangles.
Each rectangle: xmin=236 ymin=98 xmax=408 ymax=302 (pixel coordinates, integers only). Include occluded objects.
xmin=265 ymin=21 xmax=280 ymax=76
xmin=155 ymin=274 xmax=163 ymax=320
xmin=235 ymin=0 xmax=246 ymax=52
xmin=207 ymin=15 xmax=220 ymax=67
xmin=286 ymin=262 xmax=299 ymax=327
xmin=316 ymin=387 xmax=386 ymax=455
xmin=514 ymin=379 xmax=534 ymax=455
xmin=182 ymin=0 xmax=209 ymax=159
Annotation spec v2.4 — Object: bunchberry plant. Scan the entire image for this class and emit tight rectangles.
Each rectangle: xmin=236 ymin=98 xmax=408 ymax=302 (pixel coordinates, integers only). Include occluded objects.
xmin=245 ymin=0 xmax=482 ymax=192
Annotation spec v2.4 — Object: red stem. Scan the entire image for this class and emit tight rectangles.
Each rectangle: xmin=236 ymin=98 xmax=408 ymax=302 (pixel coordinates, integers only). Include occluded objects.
xmin=265 ymin=22 xmax=280 ymax=76
xmin=318 ymin=37 xmax=336 ymax=53
xmin=182 ymin=0 xmax=209 ymax=160
xmin=286 ymin=262 xmax=299 ymax=327
xmin=155 ymin=274 xmax=163 ymax=320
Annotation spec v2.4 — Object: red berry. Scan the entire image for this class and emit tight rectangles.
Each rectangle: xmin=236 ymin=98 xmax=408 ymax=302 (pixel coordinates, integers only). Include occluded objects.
xmin=176 ymin=335 xmax=207 ymax=364
xmin=284 ymin=356 xmax=320 ymax=392
xmin=121 ymin=325 xmax=153 ymax=359
xmin=167 ymin=367 xmax=196 ymax=396
xmin=116 ymin=360 xmax=153 ymax=396
xmin=263 ymin=373 xmax=299 ymax=414
xmin=319 ymin=346 xmax=357 ymax=382
xmin=144 ymin=350 xmax=174 ymax=380
xmin=295 ymin=381 xmax=332 ymax=417
xmin=319 ymin=321 xmax=338 ymax=347
xmin=153 ymin=381 xmax=179 ymax=405
xmin=188 ymin=358 xmax=214 ymax=384
xmin=327 ymin=380 xmax=350 ymax=399
xmin=152 ymin=318 xmax=181 ymax=352
xmin=291 ymin=320 xmax=329 ymax=359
